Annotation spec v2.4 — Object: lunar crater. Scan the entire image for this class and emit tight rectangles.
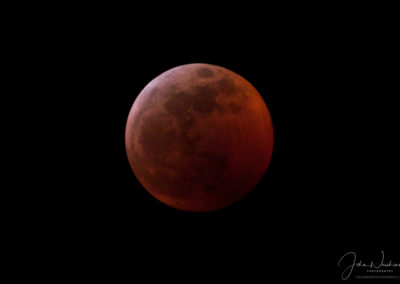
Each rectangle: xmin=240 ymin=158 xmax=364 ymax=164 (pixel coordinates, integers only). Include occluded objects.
xmin=229 ymin=102 xmax=242 ymax=114
xmin=196 ymin=67 xmax=214 ymax=78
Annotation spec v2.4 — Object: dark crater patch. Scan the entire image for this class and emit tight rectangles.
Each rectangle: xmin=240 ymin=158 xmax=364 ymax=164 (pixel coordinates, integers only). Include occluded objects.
xmin=191 ymin=85 xmax=220 ymax=113
xmin=194 ymin=151 xmax=228 ymax=193
xmin=181 ymin=116 xmax=196 ymax=131
xmin=215 ymin=78 xmax=238 ymax=95
xmin=163 ymin=78 xmax=241 ymax=119
xmin=239 ymin=90 xmax=249 ymax=102
xmin=197 ymin=67 xmax=214 ymax=78
xmin=168 ymin=149 xmax=228 ymax=196
xmin=164 ymin=92 xmax=194 ymax=118
xmin=169 ymin=84 xmax=179 ymax=90
xmin=164 ymin=86 xmax=221 ymax=117
xmin=139 ymin=114 xmax=176 ymax=157
xmin=229 ymin=102 xmax=242 ymax=114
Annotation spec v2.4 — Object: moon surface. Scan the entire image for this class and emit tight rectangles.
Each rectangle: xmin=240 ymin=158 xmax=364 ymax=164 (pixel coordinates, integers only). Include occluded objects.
xmin=125 ymin=63 xmax=273 ymax=212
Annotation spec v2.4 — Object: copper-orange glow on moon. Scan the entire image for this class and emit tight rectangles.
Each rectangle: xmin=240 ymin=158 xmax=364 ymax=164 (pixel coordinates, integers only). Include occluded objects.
xmin=125 ymin=63 xmax=273 ymax=212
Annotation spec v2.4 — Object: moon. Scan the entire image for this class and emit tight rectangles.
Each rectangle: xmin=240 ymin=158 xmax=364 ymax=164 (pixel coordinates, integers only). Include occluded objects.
xmin=125 ymin=63 xmax=273 ymax=212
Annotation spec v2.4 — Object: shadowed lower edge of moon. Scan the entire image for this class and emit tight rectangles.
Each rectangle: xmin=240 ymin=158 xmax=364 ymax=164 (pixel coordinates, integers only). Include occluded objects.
xmin=131 ymin=156 xmax=271 ymax=212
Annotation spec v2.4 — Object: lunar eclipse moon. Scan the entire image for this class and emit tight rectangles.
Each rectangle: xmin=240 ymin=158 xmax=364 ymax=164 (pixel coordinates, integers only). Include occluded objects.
xmin=125 ymin=63 xmax=273 ymax=212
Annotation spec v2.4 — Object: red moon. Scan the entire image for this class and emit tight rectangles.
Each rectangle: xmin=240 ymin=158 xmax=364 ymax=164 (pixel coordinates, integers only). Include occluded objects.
xmin=125 ymin=63 xmax=273 ymax=212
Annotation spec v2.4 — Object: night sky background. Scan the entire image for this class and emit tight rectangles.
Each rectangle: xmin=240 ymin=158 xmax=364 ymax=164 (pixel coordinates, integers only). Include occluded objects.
xmin=24 ymin=5 xmax=398 ymax=281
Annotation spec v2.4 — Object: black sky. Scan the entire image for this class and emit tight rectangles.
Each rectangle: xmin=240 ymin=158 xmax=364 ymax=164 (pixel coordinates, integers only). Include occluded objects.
xmin=22 ymin=5 xmax=399 ymax=281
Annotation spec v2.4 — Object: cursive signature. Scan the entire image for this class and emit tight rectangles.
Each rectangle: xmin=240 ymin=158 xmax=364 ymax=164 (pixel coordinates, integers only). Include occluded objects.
xmin=338 ymin=250 xmax=400 ymax=280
